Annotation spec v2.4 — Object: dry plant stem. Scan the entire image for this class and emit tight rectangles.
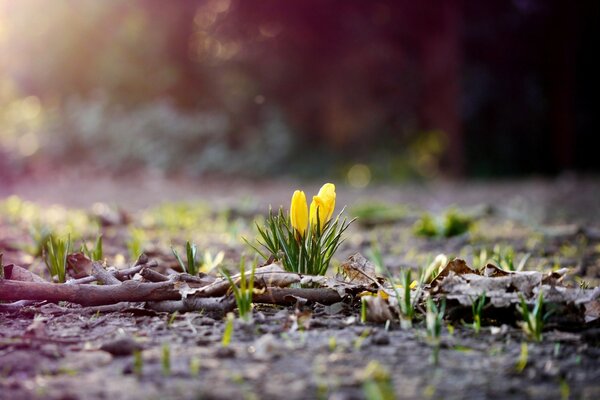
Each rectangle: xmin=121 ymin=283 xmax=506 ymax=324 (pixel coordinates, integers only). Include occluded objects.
xmin=92 ymin=262 xmax=121 ymax=285
xmin=0 ymin=280 xmax=181 ymax=306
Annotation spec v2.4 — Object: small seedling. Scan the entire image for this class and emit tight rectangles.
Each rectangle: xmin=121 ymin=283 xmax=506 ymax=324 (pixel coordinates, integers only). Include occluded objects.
xmin=44 ymin=234 xmax=71 ymax=283
xmin=393 ymin=269 xmax=418 ymax=329
xmin=127 ymin=228 xmax=146 ymax=261
xmin=222 ymin=258 xmax=256 ymax=322
xmin=361 ymin=360 xmax=395 ymax=400
xmin=361 ymin=297 xmax=368 ymax=324
xmin=0 ymin=253 xmax=4 ymax=279
xmin=189 ymin=357 xmax=201 ymax=376
xmin=167 ymin=311 xmax=179 ymax=328
xmin=161 ymin=343 xmax=171 ymax=376
xmin=328 ymin=336 xmax=337 ymax=352
xmin=222 ymin=312 xmax=234 ymax=347
xmin=515 ymin=342 xmax=528 ymax=373
xmin=28 ymin=224 xmax=53 ymax=256
xmin=426 ymin=297 xmax=445 ymax=365
xmin=80 ymin=234 xmax=103 ymax=261
xmin=172 ymin=241 xmax=201 ymax=276
xmin=201 ymin=250 xmax=225 ymax=273
xmin=471 ymin=292 xmax=486 ymax=334
xmin=518 ymin=292 xmax=547 ymax=342
xmin=133 ymin=350 xmax=143 ymax=376
xmin=488 ymin=245 xmax=530 ymax=272
xmin=426 ymin=297 xmax=445 ymax=340
xmin=413 ymin=208 xmax=472 ymax=238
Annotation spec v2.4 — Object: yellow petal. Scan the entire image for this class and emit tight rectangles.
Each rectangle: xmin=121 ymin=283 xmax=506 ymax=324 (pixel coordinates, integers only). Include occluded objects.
xmin=317 ymin=183 xmax=336 ymax=221
xmin=290 ymin=190 xmax=308 ymax=236
xmin=309 ymin=196 xmax=328 ymax=232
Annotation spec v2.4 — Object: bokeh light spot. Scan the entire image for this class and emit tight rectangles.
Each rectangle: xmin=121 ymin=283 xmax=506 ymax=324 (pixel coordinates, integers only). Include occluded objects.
xmin=347 ymin=164 xmax=371 ymax=188
xmin=17 ymin=132 xmax=39 ymax=157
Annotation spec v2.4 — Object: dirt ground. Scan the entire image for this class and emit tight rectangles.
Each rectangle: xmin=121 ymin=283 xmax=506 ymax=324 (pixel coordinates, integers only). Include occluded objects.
xmin=1 ymin=173 xmax=599 ymax=400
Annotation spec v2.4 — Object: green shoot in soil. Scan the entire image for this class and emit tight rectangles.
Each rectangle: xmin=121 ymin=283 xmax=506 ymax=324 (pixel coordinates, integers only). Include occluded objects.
xmin=471 ymin=292 xmax=486 ymax=334
xmin=518 ymin=292 xmax=546 ymax=342
xmin=189 ymin=357 xmax=201 ymax=376
xmin=515 ymin=342 xmax=528 ymax=373
xmin=80 ymin=234 xmax=103 ymax=261
xmin=222 ymin=258 xmax=256 ymax=321
xmin=44 ymin=234 xmax=71 ymax=283
xmin=361 ymin=360 xmax=395 ymax=400
xmin=360 ymin=297 xmax=368 ymax=324
xmin=0 ymin=253 xmax=3 ymax=279
xmin=172 ymin=241 xmax=200 ymax=276
xmin=127 ymin=228 xmax=146 ymax=261
xmin=133 ymin=350 xmax=143 ymax=376
xmin=161 ymin=343 xmax=171 ymax=376
xmin=413 ymin=208 xmax=473 ymax=238
xmin=222 ymin=312 xmax=234 ymax=347
xmin=28 ymin=224 xmax=53 ymax=257
xmin=393 ymin=269 xmax=417 ymax=329
xmin=426 ymin=297 xmax=445 ymax=365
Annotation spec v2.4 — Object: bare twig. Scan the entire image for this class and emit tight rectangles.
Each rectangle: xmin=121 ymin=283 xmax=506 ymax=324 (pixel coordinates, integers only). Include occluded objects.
xmin=146 ymin=296 xmax=236 ymax=313
xmin=92 ymin=262 xmax=121 ymax=285
xmin=0 ymin=279 xmax=181 ymax=306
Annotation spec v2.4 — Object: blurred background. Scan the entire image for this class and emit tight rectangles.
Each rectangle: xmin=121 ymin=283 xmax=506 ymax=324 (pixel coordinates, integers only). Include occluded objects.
xmin=0 ymin=0 xmax=598 ymax=185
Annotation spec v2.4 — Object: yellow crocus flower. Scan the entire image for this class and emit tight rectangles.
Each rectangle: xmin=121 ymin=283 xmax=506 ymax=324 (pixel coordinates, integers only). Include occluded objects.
xmin=310 ymin=183 xmax=336 ymax=231
xmin=290 ymin=190 xmax=308 ymax=236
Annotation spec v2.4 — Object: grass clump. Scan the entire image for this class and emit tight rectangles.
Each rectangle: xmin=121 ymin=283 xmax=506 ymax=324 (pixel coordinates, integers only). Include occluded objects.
xmin=80 ymin=234 xmax=103 ymax=261
xmin=518 ymin=292 xmax=547 ymax=342
xmin=172 ymin=241 xmax=200 ymax=276
xmin=127 ymin=228 xmax=146 ymax=261
xmin=222 ymin=258 xmax=256 ymax=322
xmin=247 ymin=183 xmax=352 ymax=275
xmin=413 ymin=208 xmax=473 ymax=238
xmin=44 ymin=234 xmax=71 ymax=283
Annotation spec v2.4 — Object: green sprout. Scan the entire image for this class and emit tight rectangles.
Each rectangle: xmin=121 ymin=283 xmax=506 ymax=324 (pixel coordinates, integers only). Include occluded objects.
xmin=133 ymin=350 xmax=143 ymax=377
xmin=189 ymin=357 xmax=201 ymax=376
xmin=487 ymin=245 xmax=530 ymax=272
xmin=222 ymin=312 xmax=235 ymax=347
xmin=172 ymin=241 xmax=200 ymax=276
xmin=161 ymin=343 xmax=171 ymax=376
xmin=28 ymin=224 xmax=53 ymax=256
xmin=426 ymin=297 xmax=445 ymax=365
xmin=0 ymin=253 xmax=4 ymax=279
xmin=471 ymin=292 xmax=486 ymax=334
xmin=201 ymin=250 xmax=225 ymax=273
xmin=413 ymin=208 xmax=473 ymax=238
xmin=361 ymin=297 xmax=368 ymax=324
xmin=392 ymin=269 xmax=419 ymax=329
xmin=80 ymin=234 xmax=103 ymax=261
xmin=518 ymin=292 xmax=548 ymax=342
xmin=222 ymin=258 xmax=256 ymax=322
xmin=127 ymin=228 xmax=146 ymax=261
xmin=247 ymin=207 xmax=352 ymax=276
xmin=360 ymin=360 xmax=395 ymax=400
xmin=426 ymin=297 xmax=445 ymax=340
xmin=44 ymin=234 xmax=71 ymax=283
xmin=515 ymin=342 xmax=528 ymax=373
